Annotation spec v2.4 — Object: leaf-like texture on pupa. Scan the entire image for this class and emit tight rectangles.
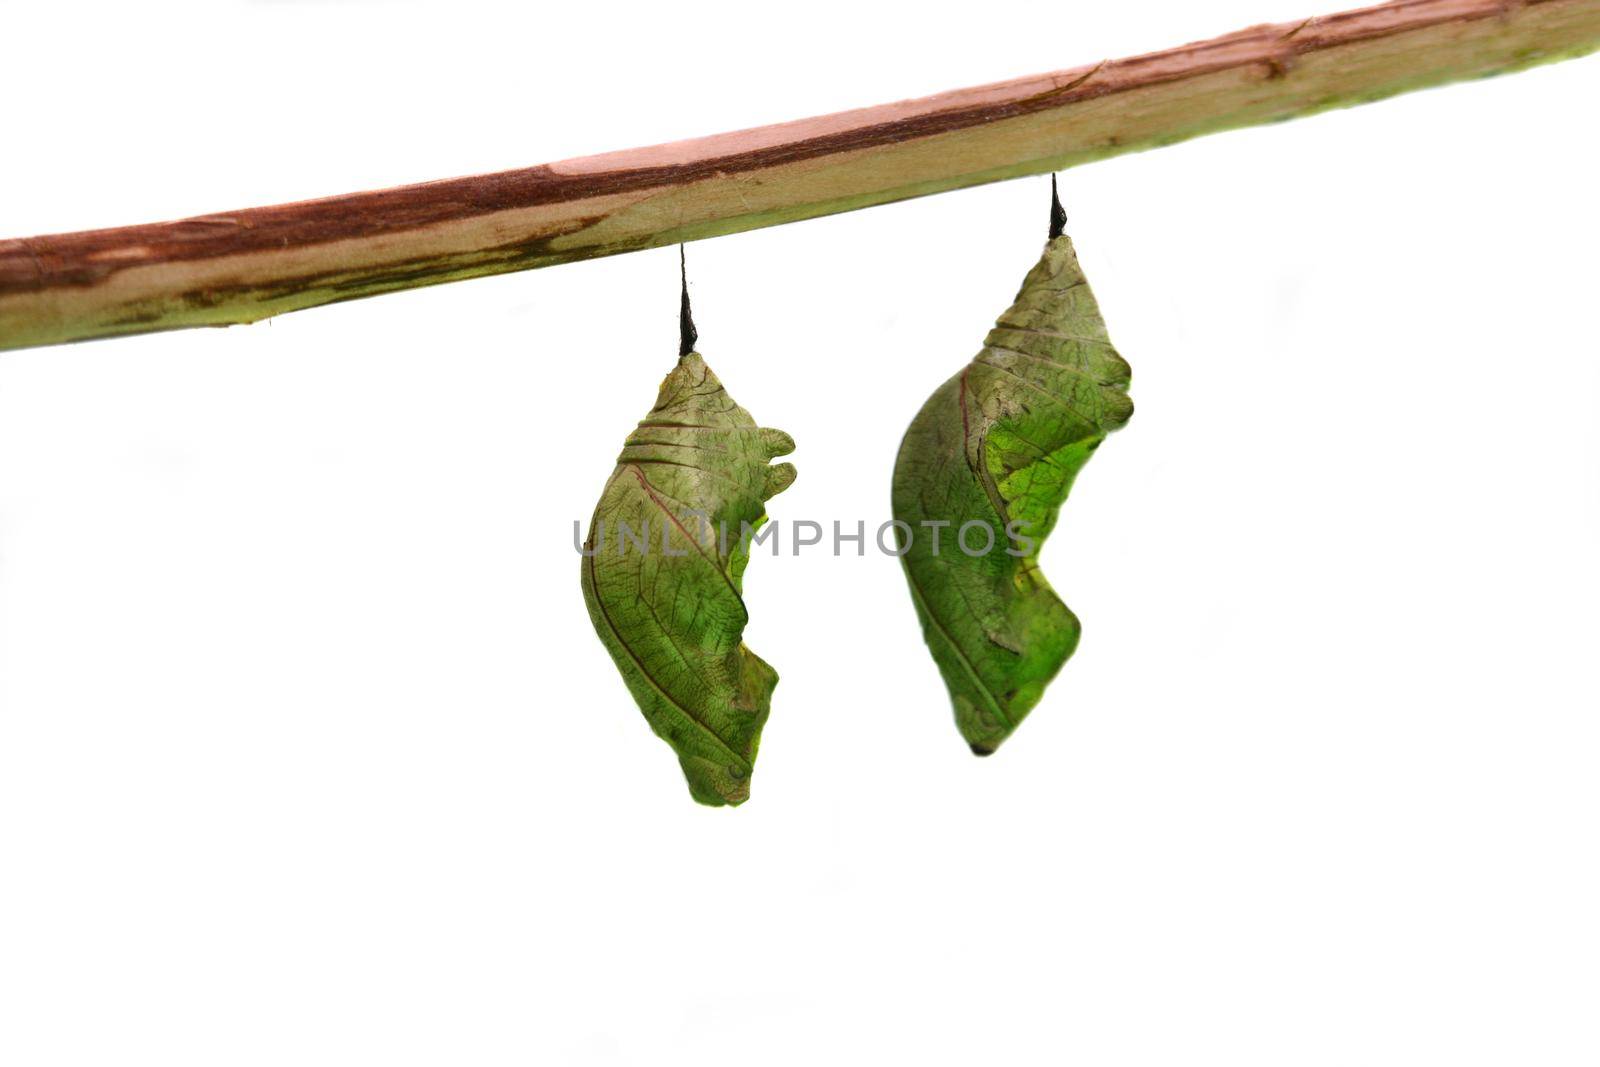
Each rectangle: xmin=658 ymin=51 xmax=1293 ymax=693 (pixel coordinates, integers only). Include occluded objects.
xmin=891 ymin=233 xmax=1132 ymax=755
xmin=581 ymin=352 xmax=797 ymax=806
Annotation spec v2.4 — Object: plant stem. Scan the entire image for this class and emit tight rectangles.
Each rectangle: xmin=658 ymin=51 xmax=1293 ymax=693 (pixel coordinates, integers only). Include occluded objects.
xmin=2 ymin=0 xmax=1597 ymax=352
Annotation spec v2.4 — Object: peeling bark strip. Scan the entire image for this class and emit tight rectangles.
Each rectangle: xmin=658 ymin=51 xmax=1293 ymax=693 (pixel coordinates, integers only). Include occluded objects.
xmin=2 ymin=0 xmax=1597 ymax=352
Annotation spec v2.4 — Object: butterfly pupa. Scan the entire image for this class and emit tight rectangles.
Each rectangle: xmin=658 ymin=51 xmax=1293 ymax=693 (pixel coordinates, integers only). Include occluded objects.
xmin=891 ymin=180 xmax=1133 ymax=755
xmin=580 ymin=254 xmax=796 ymax=806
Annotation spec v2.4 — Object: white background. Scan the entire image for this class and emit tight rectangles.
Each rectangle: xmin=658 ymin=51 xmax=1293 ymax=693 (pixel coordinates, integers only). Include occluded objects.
xmin=2 ymin=1 xmax=1598 ymax=1063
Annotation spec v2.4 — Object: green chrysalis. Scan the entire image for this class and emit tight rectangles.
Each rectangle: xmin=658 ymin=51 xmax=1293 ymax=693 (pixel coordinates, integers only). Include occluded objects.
xmin=581 ymin=348 xmax=797 ymax=806
xmin=891 ymin=194 xmax=1133 ymax=755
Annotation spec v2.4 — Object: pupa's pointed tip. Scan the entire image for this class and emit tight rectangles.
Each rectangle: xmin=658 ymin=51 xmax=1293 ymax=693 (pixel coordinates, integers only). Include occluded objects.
xmin=1048 ymin=174 xmax=1067 ymax=240
xmin=688 ymin=781 xmax=748 ymax=807
xmin=969 ymin=741 xmax=997 ymax=758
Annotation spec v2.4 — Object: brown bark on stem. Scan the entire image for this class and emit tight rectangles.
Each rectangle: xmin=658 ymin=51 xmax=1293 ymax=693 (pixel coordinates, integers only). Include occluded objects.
xmin=2 ymin=0 xmax=1596 ymax=352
